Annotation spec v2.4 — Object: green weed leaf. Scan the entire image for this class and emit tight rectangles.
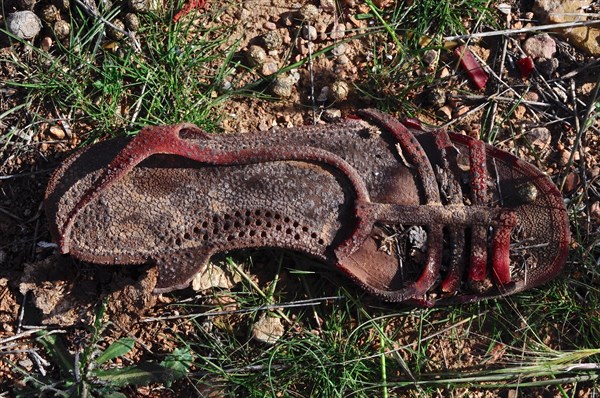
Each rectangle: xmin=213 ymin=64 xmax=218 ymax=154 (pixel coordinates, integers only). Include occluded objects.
xmin=93 ymin=363 xmax=172 ymax=387
xmin=92 ymin=348 xmax=192 ymax=388
xmin=159 ymin=347 xmax=193 ymax=387
xmin=36 ymin=332 xmax=75 ymax=375
xmin=95 ymin=338 xmax=135 ymax=365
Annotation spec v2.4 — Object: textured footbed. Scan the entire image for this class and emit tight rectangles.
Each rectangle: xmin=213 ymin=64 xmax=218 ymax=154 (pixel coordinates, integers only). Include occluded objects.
xmin=44 ymin=115 xmax=569 ymax=303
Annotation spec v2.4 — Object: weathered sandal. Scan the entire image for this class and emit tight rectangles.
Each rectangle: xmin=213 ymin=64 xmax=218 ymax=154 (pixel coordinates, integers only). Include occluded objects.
xmin=45 ymin=109 xmax=570 ymax=305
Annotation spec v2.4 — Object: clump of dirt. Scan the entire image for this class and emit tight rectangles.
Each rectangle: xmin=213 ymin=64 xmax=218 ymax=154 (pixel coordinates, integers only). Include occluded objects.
xmin=0 ymin=278 xmax=19 ymax=332
xmin=19 ymin=256 xmax=96 ymax=325
xmin=19 ymin=255 xmax=157 ymax=328
xmin=106 ymin=267 xmax=158 ymax=328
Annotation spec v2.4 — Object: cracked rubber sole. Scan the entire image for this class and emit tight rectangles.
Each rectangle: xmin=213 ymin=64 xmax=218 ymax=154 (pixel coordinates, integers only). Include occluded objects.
xmin=44 ymin=109 xmax=569 ymax=305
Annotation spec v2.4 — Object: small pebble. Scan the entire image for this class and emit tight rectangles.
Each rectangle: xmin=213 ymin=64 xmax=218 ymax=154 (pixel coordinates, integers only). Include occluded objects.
xmin=446 ymin=95 xmax=461 ymax=108
xmin=497 ymin=3 xmax=511 ymax=15
xmin=516 ymin=183 xmax=538 ymax=204
xmin=7 ymin=11 xmax=42 ymax=40
xmin=272 ymin=75 xmax=294 ymax=98
xmin=333 ymin=65 xmax=346 ymax=75
xmin=536 ymin=57 xmax=559 ymax=78
xmin=317 ymin=86 xmax=330 ymax=102
xmin=422 ymin=49 xmax=438 ymax=66
xmin=530 ymin=124 xmax=555 ymax=147
xmin=523 ymin=91 xmax=539 ymax=102
xmin=18 ymin=359 xmax=33 ymax=370
xmin=452 ymin=105 xmax=470 ymax=118
xmin=262 ymin=30 xmax=283 ymax=51
xmin=288 ymin=69 xmax=300 ymax=83
xmin=302 ymin=25 xmax=318 ymax=41
xmin=128 ymin=0 xmax=146 ymax=12
xmin=107 ymin=18 xmax=126 ymax=40
xmin=237 ymin=8 xmax=249 ymax=20
xmin=128 ymin=0 xmax=155 ymax=13
xmin=40 ymin=4 xmax=60 ymax=23
xmin=436 ymin=105 xmax=452 ymax=119
xmin=251 ymin=314 xmax=284 ymax=345
xmin=261 ymin=62 xmax=279 ymax=76
xmin=191 ymin=263 xmax=240 ymax=291
xmin=470 ymin=123 xmax=481 ymax=137
xmin=124 ymin=13 xmax=139 ymax=31
xmin=329 ymin=22 xmax=345 ymax=40
xmin=282 ymin=33 xmax=292 ymax=45
xmin=322 ymin=108 xmax=342 ymax=122
xmin=221 ymin=80 xmax=232 ymax=91
xmin=263 ymin=21 xmax=277 ymax=30
xmin=426 ymin=87 xmax=446 ymax=108
xmin=246 ymin=45 xmax=268 ymax=66
xmin=49 ymin=125 xmax=65 ymax=139
xmin=41 ymin=36 xmax=53 ymax=51
xmin=523 ymin=33 xmax=556 ymax=59
xmin=336 ymin=54 xmax=349 ymax=65
xmin=315 ymin=21 xmax=327 ymax=35
xmin=331 ymin=43 xmax=346 ymax=56
xmin=298 ymin=4 xmax=319 ymax=22
xmin=330 ymin=80 xmax=349 ymax=101
xmin=53 ymin=19 xmax=70 ymax=40
xmin=296 ymin=37 xmax=309 ymax=55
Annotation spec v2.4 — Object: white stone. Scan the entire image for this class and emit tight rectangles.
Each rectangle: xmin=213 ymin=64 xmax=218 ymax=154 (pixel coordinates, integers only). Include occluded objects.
xmin=523 ymin=33 xmax=556 ymax=59
xmin=251 ymin=314 xmax=285 ymax=344
xmin=191 ymin=263 xmax=240 ymax=291
xmin=7 ymin=11 xmax=42 ymax=40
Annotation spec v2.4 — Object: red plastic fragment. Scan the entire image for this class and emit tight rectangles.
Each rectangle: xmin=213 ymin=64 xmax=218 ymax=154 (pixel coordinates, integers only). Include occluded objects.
xmin=401 ymin=118 xmax=423 ymax=130
xmin=173 ymin=0 xmax=206 ymax=23
xmin=517 ymin=57 xmax=535 ymax=78
xmin=454 ymin=45 xmax=489 ymax=90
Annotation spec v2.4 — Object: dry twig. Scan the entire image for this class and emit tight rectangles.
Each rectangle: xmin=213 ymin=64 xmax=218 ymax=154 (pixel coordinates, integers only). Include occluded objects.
xmin=444 ymin=19 xmax=600 ymax=41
